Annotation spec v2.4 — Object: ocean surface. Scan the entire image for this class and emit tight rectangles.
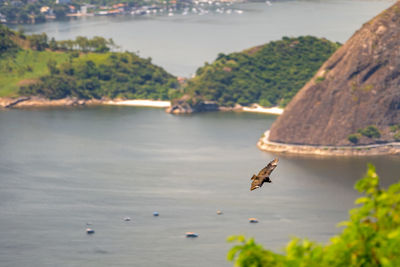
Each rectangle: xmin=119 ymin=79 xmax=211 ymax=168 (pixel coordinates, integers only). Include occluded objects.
xmin=0 ymin=107 xmax=399 ymax=267
xmin=18 ymin=0 xmax=396 ymax=77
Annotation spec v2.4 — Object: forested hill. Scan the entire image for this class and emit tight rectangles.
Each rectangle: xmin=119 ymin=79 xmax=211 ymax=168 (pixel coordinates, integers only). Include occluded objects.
xmin=184 ymin=36 xmax=341 ymax=107
xmin=0 ymin=24 xmax=180 ymax=100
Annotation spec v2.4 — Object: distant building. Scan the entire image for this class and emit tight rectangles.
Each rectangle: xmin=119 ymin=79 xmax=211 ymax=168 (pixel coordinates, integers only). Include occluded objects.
xmin=177 ymin=77 xmax=187 ymax=84
xmin=80 ymin=4 xmax=95 ymax=14
xmin=68 ymin=5 xmax=76 ymax=13
xmin=112 ymin=3 xmax=126 ymax=9
xmin=40 ymin=6 xmax=50 ymax=13
xmin=0 ymin=13 xmax=6 ymax=23
xmin=80 ymin=5 xmax=87 ymax=14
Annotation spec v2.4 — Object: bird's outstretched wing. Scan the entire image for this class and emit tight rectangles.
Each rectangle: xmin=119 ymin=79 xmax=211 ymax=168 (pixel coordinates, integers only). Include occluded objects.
xmin=257 ymin=158 xmax=279 ymax=179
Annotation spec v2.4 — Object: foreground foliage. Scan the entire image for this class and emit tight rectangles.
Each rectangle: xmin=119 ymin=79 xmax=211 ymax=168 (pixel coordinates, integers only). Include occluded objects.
xmin=228 ymin=164 xmax=400 ymax=266
xmin=186 ymin=36 xmax=340 ymax=107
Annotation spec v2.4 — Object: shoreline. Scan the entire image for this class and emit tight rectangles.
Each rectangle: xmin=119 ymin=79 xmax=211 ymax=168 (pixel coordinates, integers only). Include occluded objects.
xmin=104 ymin=99 xmax=171 ymax=108
xmin=0 ymin=97 xmax=171 ymax=109
xmin=0 ymin=97 xmax=284 ymax=115
xmin=257 ymin=131 xmax=400 ymax=156
xmin=241 ymin=105 xmax=283 ymax=115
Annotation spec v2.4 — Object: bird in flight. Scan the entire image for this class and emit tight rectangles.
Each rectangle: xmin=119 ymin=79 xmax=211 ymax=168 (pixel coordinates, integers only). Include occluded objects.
xmin=250 ymin=158 xmax=279 ymax=191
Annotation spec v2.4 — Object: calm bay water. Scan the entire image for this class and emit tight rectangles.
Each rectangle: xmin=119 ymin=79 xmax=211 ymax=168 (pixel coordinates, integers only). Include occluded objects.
xmin=18 ymin=0 xmax=396 ymax=77
xmin=0 ymin=107 xmax=399 ymax=267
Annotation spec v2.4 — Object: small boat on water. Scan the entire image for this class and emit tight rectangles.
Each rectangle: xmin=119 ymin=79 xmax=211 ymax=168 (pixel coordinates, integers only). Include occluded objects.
xmin=185 ymin=232 xmax=199 ymax=238
xmin=153 ymin=212 xmax=159 ymax=217
xmin=123 ymin=217 xmax=131 ymax=221
xmin=248 ymin=218 xmax=259 ymax=223
xmin=86 ymin=228 xmax=95 ymax=234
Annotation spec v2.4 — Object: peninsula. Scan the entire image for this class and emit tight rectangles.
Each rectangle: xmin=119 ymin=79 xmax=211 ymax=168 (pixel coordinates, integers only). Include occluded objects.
xmin=168 ymin=36 xmax=340 ymax=114
xmin=0 ymin=24 xmax=181 ymax=108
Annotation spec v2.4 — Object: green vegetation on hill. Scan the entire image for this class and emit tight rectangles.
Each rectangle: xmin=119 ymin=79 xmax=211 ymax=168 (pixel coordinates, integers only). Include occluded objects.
xmin=228 ymin=164 xmax=400 ymax=266
xmin=185 ymin=36 xmax=341 ymax=107
xmin=0 ymin=25 xmax=180 ymax=100
xmin=0 ymin=50 xmax=69 ymax=97
xmin=0 ymin=24 xmax=19 ymax=55
xmin=20 ymin=52 xmax=179 ymax=100
xmin=347 ymin=125 xmax=382 ymax=144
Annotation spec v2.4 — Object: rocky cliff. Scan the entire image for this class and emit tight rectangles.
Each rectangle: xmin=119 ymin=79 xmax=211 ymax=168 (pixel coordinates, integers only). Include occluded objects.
xmin=268 ymin=2 xmax=400 ymax=146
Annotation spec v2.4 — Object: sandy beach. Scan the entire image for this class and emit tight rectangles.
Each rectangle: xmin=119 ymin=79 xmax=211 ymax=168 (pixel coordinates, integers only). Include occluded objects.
xmin=0 ymin=97 xmax=172 ymax=109
xmin=242 ymin=104 xmax=284 ymax=115
xmin=105 ymin=99 xmax=171 ymax=108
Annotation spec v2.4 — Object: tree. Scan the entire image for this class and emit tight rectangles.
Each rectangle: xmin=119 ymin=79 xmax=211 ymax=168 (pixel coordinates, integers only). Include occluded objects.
xmin=53 ymin=5 xmax=68 ymax=19
xmin=89 ymin=36 xmax=110 ymax=53
xmin=228 ymin=164 xmax=400 ymax=266
xmin=49 ymin=37 xmax=58 ymax=51
xmin=0 ymin=24 xmax=18 ymax=55
xmin=28 ymin=33 xmax=48 ymax=51
xmin=358 ymin=125 xmax=381 ymax=139
xmin=47 ymin=59 xmax=59 ymax=75
xmin=75 ymin=36 xmax=89 ymax=52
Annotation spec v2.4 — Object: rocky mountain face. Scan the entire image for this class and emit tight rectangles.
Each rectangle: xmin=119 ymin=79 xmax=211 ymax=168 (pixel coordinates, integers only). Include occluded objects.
xmin=268 ymin=2 xmax=400 ymax=146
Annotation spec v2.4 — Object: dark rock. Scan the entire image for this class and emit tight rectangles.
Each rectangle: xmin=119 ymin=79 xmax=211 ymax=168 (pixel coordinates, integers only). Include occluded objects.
xmin=166 ymin=95 xmax=219 ymax=114
xmin=4 ymin=97 xmax=31 ymax=108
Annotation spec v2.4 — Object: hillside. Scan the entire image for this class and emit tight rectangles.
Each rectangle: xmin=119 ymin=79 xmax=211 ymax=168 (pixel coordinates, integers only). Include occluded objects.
xmin=0 ymin=25 xmax=180 ymax=101
xmin=0 ymin=50 xmax=69 ymax=97
xmin=267 ymin=1 xmax=400 ymax=147
xmin=184 ymin=36 xmax=340 ymax=108
xmin=0 ymin=25 xmax=19 ymax=55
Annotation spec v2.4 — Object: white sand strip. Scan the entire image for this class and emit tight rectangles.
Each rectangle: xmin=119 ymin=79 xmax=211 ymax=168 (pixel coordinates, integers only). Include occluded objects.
xmin=105 ymin=99 xmax=171 ymax=108
xmin=242 ymin=105 xmax=283 ymax=115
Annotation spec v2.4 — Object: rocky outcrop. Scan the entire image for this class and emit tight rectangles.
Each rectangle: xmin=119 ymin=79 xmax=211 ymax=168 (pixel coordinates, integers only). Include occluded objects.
xmin=0 ymin=97 xmax=31 ymax=108
xmin=166 ymin=98 xmax=195 ymax=114
xmin=268 ymin=2 xmax=400 ymax=147
xmin=0 ymin=97 xmax=102 ymax=108
xmin=166 ymin=95 xmax=219 ymax=114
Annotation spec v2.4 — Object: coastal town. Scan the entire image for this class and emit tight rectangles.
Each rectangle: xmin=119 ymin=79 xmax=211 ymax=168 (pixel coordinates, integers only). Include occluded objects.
xmin=0 ymin=0 xmax=249 ymax=24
